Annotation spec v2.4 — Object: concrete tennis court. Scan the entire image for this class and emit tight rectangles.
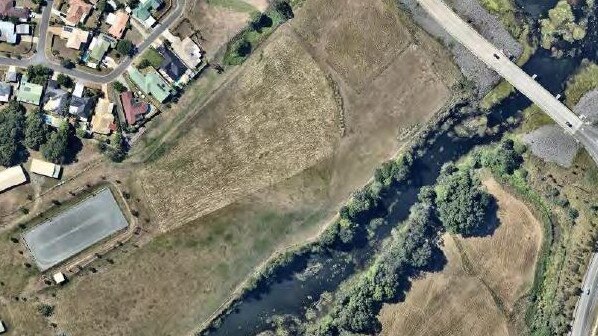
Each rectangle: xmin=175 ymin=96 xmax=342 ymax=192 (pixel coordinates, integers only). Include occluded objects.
xmin=24 ymin=188 xmax=128 ymax=271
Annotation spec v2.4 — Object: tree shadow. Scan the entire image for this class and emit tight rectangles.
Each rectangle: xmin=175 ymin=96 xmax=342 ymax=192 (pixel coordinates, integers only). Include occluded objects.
xmin=63 ymin=135 xmax=83 ymax=165
xmin=463 ymin=195 xmax=501 ymax=238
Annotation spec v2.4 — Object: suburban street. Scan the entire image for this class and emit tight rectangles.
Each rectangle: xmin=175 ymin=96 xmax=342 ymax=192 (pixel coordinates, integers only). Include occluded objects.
xmin=0 ymin=0 xmax=186 ymax=84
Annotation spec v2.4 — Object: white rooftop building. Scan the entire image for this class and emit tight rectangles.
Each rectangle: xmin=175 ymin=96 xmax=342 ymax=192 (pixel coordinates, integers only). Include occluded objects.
xmin=30 ymin=159 xmax=61 ymax=179
xmin=0 ymin=166 xmax=27 ymax=193
xmin=53 ymin=272 xmax=66 ymax=284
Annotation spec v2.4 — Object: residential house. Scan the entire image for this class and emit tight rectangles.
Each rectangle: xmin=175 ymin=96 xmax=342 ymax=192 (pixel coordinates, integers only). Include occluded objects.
xmin=107 ymin=10 xmax=129 ymax=39
xmin=0 ymin=81 xmax=12 ymax=102
xmin=0 ymin=0 xmax=30 ymax=21
xmin=0 ymin=165 xmax=27 ymax=193
xmin=16 ymin=77 xmax=43 ymax=105
xmin=162 ymin=30 xmax=203 ymax=69
xmin=15 ymin=23 xmax=28 ymax=34
xmin=65 ymin=0 xmax=93 ymax=26
xmin=84 ymin=33 xmax=116 ymax=68
xmin=0 ymin=20 xmax=18 ymax=43
xmin=69 ymin=95 xmax=94 ymax=121
xmin=60 ymin=26 xmax=90 ymax=50
xmin=156 ymin=45 xmax=189 ymax=85
xmin=30 ymin=159 xmax=61 ymax=179
xmin=91 ymin=97 xmax=115 ymax=134
xmin=120 ymin=91 xmax=149 ymax=125
xmin=132 ymin=0 xmax=163 ymax=27
xmin=43 ymin=80 xmax=70 ymax=114
xmin=5 ymin=65 xmax=16 ymax=82
xmin=128 ymin=66 xmax=173 ymax=103
xmin=72 ymin=81 xmax=84 ymax=98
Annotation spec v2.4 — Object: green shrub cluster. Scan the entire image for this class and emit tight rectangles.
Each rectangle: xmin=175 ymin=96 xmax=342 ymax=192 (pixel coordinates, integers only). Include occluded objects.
xmin=224 ymin=0 xmax=295 ymax=65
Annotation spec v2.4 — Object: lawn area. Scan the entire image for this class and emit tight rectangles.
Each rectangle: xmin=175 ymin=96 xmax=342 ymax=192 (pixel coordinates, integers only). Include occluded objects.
xmin=206 ymin=0 xmax=257 ymax=12
xmin=520 ymin=104 xmax=555 ymax=133
xmin=564 ymin=61 xmax=598 ymax=108
xmin=481 ymin=80 xmax=515 ymax=110
xmin=141 ymin=47 xmax=165 ymax=69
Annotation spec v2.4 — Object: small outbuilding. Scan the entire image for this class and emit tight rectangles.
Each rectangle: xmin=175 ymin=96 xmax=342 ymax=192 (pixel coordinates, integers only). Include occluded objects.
xmin=30 ymin=159 xmax=61 ymax=179
xmin=0 ymin=165 xmax=26 ymax=193
xmin=0 ymin=320 xmax=5 ymax=334
xmin=53 ymin=272 xmax=66 ymax=285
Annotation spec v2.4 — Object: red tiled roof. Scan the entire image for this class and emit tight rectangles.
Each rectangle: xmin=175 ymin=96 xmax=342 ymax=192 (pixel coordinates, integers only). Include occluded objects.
xmin=108 ymin=10 xmax=129 ymax=39
xmin=66 ymin=0 xmax=92 ymax=25
xmin=120 ymin=91 xmax=149 ymax=125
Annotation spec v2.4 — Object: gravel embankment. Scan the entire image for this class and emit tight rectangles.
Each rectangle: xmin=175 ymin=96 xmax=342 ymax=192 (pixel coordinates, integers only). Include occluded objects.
xmin=397 ymin=0 xmax=523 ymax=96
xmin=574 ymin=89 xmax=598 ymax=123
xmin=522 ymin=125 xmax=580 ymax=167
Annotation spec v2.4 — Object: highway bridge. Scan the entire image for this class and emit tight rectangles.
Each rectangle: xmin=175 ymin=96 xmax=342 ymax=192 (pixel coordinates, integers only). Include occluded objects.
xmin=415 ymin=0 xmax=584 ymax=134
xmin=414 ymin=1 xmax=598 ymax=334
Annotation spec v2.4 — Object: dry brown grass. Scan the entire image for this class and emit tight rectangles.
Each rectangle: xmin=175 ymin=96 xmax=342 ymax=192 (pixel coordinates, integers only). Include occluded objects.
xmin=176 ymin=0 xmax=250 ymax=58
xmin=139 ymin=29 xmax=340 ymax=230
xmin=0 ymin=0 xmax=460 ymax=334
xmin=379 ymin=234 xmax=510 ymax=336
xmin=379 ymin=177 xmax=543 ymax=335
xmin=457 ymin=177 xmax=543 ymax=312
xmin=291 ymin=0 xmax=413 ymax=92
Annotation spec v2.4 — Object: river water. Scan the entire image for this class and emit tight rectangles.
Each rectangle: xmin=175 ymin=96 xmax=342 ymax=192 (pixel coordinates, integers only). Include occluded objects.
xmin=202 ymin=2 xmax=594 ymax=335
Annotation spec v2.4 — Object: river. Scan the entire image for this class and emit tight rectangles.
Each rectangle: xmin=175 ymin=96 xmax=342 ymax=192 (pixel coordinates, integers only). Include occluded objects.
xmin=201 ymin=2 xmax=594 ymax=335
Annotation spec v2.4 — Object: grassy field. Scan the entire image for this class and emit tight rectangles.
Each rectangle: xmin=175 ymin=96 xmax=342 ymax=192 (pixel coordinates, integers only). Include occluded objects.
xmin=0 ymin=0 xmax=461 ymax=334
xmin=138 ymin=30 xmax=340 ymax=229
xmin=379 ymin=234 xmax=510 ymax=336
xmin=564 ymin=61 xmax=598 ymax=108
xmin=378 ymin=176 xmax=543 ymax=335
xmin=205 ymin=0 xmax=258 ymax=13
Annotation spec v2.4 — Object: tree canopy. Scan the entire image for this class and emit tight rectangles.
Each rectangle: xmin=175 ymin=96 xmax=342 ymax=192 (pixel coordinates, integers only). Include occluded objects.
xmin=0 ymin=101 xmax=25 ymax=166
xmin=435 ymin=163 xmax=491 ymax=235
xmin=41 ymin=122 xmax=71 ymax=164
xmin=24 ymin=109 xmax=48 ymax=151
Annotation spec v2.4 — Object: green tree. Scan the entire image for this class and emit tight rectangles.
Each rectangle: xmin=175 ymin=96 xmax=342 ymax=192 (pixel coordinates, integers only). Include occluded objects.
xmin=116 ymin=39 xmax=134 ymax=56
xmin=0 ymin=101 xmax=25 ymax=166
xmin=41 ymin=122 xmax=70 ymax=164
xmin=273 ymin=0 xmax=294 ymax=20
xmin=24 ymin=110 xmax=48 ymax=150
xmin=435 ymin=164 xmax=491 ymax=235
xmin=56 ymin=74 xmax=74 ymax=88
xmin=112 ymin=81 xmax=127 ymax=93
xmin=26 ymin=65 xmax=53 ymax=85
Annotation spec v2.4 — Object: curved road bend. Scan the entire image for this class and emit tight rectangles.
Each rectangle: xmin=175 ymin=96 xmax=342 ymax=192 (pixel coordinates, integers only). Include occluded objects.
xmin=0 ymin=0 xmax=186 ymax=84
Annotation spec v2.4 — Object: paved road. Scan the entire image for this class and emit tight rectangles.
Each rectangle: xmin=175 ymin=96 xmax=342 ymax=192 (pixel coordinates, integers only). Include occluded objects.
xmin=415 ymin=1 xmax=598 ymax=335
xmin=0 ymin=0 xmax=186 ymax=84
xmin=416 ymin=0 xmax=584 ymax=135
xmin=572 ymin=254 xmax=598 ymax=336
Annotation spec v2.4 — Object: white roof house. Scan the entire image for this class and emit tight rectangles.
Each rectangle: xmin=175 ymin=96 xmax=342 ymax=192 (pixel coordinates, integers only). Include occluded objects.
xmin=53 ymin=272 xmax=66 ymax=284
xmin=72 ymin=82 xmax=85 ymax=98
xmin=30 ymin=159 xmax=61 ymax=179
xmin=5 ymin=65 xmax=17 ymax=82
xmin=0 ymin=166 xmax=27 ymax=193
xmin=0 ymin=320 xmax=5 ymax=333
